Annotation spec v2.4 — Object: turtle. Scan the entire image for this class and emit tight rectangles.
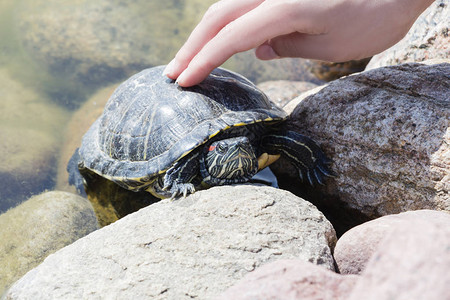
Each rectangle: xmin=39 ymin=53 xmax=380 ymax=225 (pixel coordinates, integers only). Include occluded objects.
xmin=68 ymin=65 xmax=332 ymax=199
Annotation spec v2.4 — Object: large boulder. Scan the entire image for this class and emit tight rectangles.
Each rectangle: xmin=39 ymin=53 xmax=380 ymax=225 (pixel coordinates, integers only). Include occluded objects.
xmin=0 ymin=191 xmax=98 ymax=294
xmin=217 ymin=259 xmax=358 ymax=300
xmin=4 ymin=185 xmax=336 ymax=299
xmin=366 ymin=1 xmax=449 ymax=69
xmin=278 ymin=62 xmax=449 ymax=220
xmin=334 ymin=210 xmax=450 ymax=275
xmin=0 ymin=69 xmax=69 ymax=212
xmin=217 ymin=210 xmax=450 ymax=300
xmin=347 ymin=213 xmax=450 ymax=300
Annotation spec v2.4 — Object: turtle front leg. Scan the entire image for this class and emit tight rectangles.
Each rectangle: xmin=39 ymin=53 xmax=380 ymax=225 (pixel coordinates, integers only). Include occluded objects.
xmin=261 ymin=130 xmax=333 ymax=185
xmin=163 ymin=151 xmax=201 ymax=198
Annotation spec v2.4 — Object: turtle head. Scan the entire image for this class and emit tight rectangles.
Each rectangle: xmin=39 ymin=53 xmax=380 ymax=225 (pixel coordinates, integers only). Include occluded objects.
xmin=200 ymin=136 xmax=258 ymax=186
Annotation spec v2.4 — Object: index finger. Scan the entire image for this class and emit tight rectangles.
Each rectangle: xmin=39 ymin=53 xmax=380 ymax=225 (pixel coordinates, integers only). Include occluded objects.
xmin=165 ymin=0 xmax=264 ymax=79
xmin=175 ymin=1 xmax=302 ymax=86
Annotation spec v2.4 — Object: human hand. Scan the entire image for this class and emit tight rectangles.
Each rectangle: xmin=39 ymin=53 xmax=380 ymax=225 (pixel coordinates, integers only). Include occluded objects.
xmin=164 ymin=0 xmax=433 ymax=87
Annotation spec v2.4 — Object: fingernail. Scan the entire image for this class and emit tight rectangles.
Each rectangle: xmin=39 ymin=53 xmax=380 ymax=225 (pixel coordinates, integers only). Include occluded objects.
xmin=163 ymin=59 xmax=175 ymax=76
xmin=175 ymin=70 xmax=186 ymax=85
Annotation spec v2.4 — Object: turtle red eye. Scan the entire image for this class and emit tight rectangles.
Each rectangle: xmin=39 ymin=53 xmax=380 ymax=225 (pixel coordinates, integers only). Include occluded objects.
xmin=209 ymin=145 xmax=216 ymax=152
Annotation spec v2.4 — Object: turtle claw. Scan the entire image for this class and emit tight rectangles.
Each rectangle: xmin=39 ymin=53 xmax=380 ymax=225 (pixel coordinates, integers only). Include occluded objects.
xmin=314 ymin=169 xmax=324 ymax=185
xmin=306 ymin=171 xmax=314 ymax=186
xmin=167 ymin=183 xmax=196 ymax=200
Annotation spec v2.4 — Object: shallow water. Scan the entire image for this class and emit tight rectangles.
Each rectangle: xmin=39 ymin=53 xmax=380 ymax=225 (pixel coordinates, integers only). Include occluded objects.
xmin=0 ymin=0 xmax=319 ymax=214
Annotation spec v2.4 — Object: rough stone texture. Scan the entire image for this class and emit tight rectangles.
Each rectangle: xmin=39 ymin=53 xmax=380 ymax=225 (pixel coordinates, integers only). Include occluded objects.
xmin=348 ymin=214 xmax=450 ymax=300
xmin=217 ymin=259 xmax=358 ymax=300
xmin=258 ymin=80 xmax=318 ymax=108
xmin=0 ymin=191 xmax=98 ymax=294
xmin=282 ymin=62 xmax=449 ymax=219
xmin=218 ymin=210 xmax=450 ymax=300
xmin=334 ymin=210 xmax=450 ymax=275
xmin=366 ymin=1 xmax=449 ymax=70
xmin=4 ymin=185 xmax=336 ymax=299
xmin=0 ymin=68 xmax=69 ymax=212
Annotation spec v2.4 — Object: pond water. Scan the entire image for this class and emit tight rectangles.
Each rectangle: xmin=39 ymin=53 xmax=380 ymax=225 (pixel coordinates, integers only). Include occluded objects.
xmin=0 ymin=0 xmax=320 ymax=214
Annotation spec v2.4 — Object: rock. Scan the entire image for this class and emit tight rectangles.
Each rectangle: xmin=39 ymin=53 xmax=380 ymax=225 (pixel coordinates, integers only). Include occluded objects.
xmin=308 ymin=58 xmax=371 ymax=81
xmin=366 ymin=1 xmax=449 ymax=69
xmin=217 ymin=259 xmax=358 ymax=300
xmin=334 ymin=210 xmax=450 ymax=275
xmin=4 ymin=185 xmax=336 ymax=299
xmin=348 ymin=212 xmax=450 ymax=300
xmin=258 ymin=80 xmax=318 ymax=108
xmin=218 ymin=210 xmax=450 ymax=300
xmin=278 ymin=62 xmax=449 ymax=220
xmin=0 ymin=69 xmax=69 ymax=213
xmin=0 ymin=191 xmax=98 ymax=294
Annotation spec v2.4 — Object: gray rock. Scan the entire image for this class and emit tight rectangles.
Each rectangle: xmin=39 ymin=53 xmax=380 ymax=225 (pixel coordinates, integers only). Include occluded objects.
xmin=217 ymin=259 xmax=358 ymax=300
xmin=282 ymin=62 xmax=449 ymax=219
xmin=4 ymin=185 xmax=336 ymax=299
xmin=348 ymin=212 xmax=450 ymax=300
xmin=334 ymin=210 xmax=450 ymax=275
xmin=218 ymin=209 xmax=450 ymax=300
xmin=0 ymin=191 xmax=98 ymax=294
xmin=366 ymin=1 xmax=449 ymax=69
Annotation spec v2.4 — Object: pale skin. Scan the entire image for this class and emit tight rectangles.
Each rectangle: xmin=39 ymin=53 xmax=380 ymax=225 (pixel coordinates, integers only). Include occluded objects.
xmin=164 ymin=0 xmax=435 ymax=87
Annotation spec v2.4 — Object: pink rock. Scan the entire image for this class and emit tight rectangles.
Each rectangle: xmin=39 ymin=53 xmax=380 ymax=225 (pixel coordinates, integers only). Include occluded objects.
xmin=348 ymin=212 xmax=450 ymax=300
xmin=216 ymin=259 xmax=358 ymax=300
xmin=334 ymin=210 xmax=450 ymax=275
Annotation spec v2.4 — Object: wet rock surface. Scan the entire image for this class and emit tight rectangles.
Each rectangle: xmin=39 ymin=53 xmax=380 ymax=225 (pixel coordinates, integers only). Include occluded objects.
xmin=4 ymin=185 xmax=336 ymax=299
xmin=0 ymin=191 xmax=98 ymax=294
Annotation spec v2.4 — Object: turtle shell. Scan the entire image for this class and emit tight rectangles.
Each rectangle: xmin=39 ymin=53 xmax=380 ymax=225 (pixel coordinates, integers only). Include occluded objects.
xmin=79 ymin=65 xmax=287 ymax=187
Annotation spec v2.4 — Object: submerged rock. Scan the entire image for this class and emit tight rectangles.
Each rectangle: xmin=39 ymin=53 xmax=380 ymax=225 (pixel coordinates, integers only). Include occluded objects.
xmin=0 ymin=69 xmax=69 ymax=212
xmin=0 ymin=191 xmax=98 ymax=294
xmin=4 ymin=185 xmax=336 ymax=299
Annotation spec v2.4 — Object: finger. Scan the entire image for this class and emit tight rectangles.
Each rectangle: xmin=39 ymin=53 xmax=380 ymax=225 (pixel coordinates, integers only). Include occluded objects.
xmin=164 ymin=0 xmax=264 ymax=79
xmin=175 ymin=1 xmax=305 ymax=86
